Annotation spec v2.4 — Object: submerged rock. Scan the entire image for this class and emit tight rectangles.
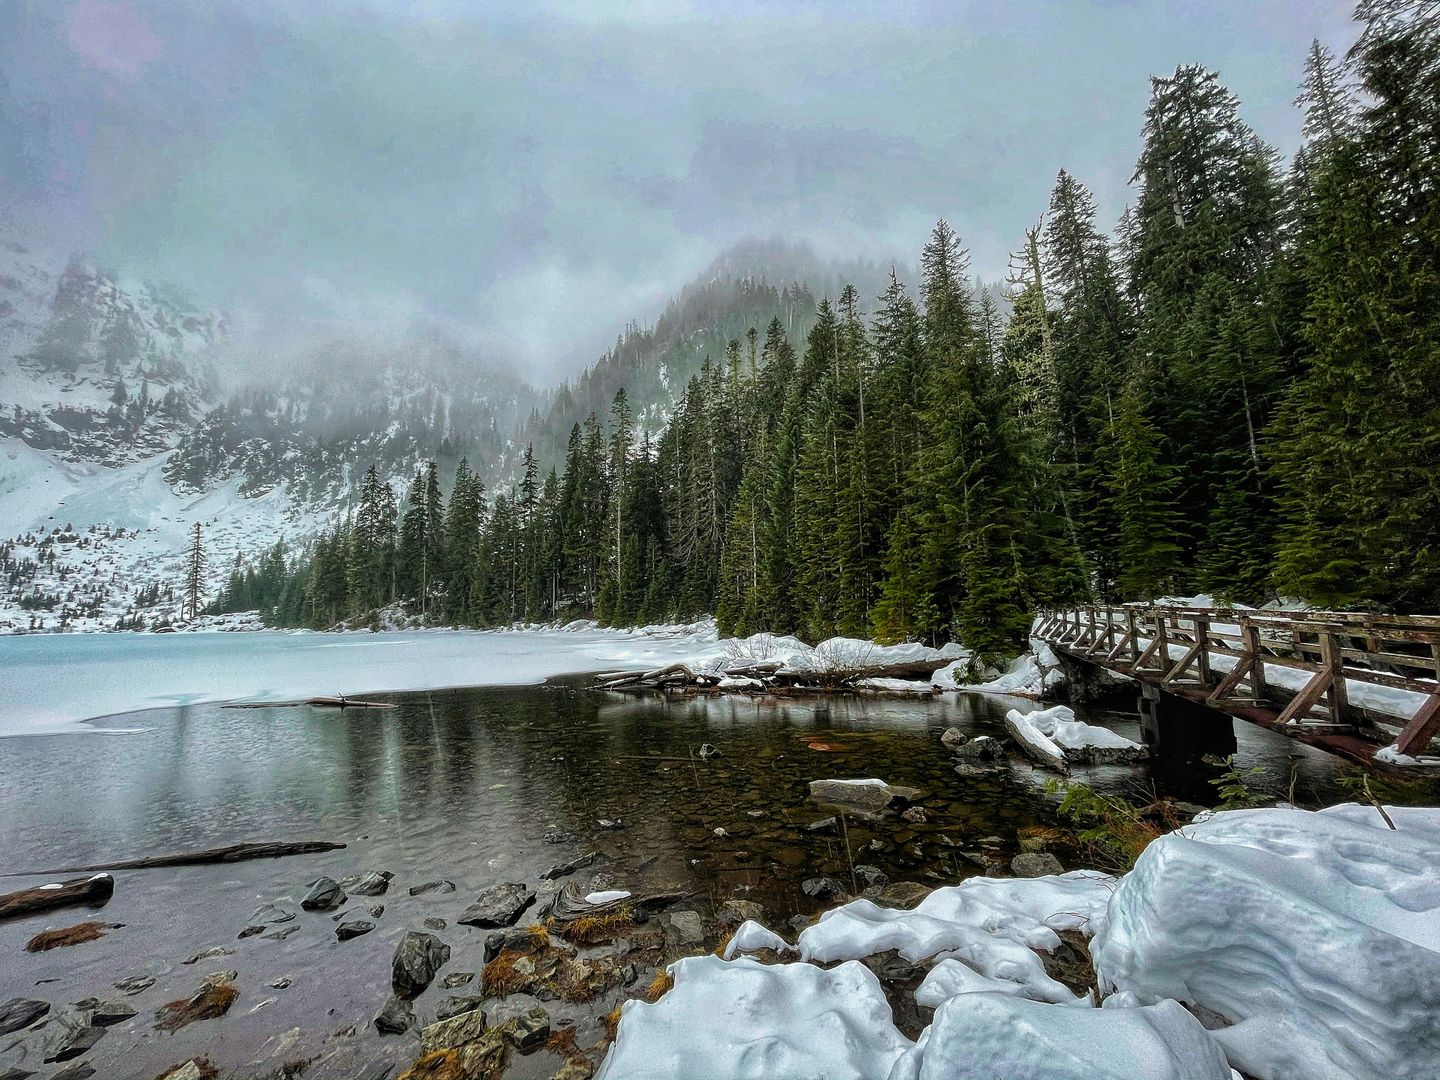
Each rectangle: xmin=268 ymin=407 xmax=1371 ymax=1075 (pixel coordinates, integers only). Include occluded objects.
xmin=0 ymin=997 xmax=50 ymax=1036
xmin=374 ymin=992 xmax=415 ymax=1035
xmin=696 ymin=743 xmax=722 ymax=760
xmin=392 ymin=931 xmax=451 ymax=999
xmin=458 ymin=883 xmax=536 ymax=929
xmin=408 ymin=880 xmax=456 ymax=897
xmin=541 ymin=851 xmax=598 ymax=881
xmin=301 ymin=877 xmax=347 ymax=911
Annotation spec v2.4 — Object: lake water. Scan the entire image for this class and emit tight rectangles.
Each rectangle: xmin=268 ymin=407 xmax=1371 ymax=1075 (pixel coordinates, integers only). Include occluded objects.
xmin=0 ymin=673 xmax=1402 ymax=1079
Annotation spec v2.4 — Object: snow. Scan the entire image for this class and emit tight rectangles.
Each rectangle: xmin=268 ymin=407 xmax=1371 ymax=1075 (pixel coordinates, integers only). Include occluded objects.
xmin=915 ymin=957 xmax=1063 ymax=1008
xmin=932 ymin=637 xmax=1068 ymax=697
xmin=826 ymin=778 xmax=888 ymax=787
xmin=0 ymin=622 xmax=722 ymax=736
xmin=889 ymin=994 xmax=1233 ymax=1080
xmin=854 ymin=677 xmax=935 ymax=693
xmin=584 ymin=890 xmax=631 ymax=905
xmin=669 ymin=631 xmax=965 ymax=681
xmin=1015 ymin=704 xmax=1145 ymax=753
xmin=722 ymin=920 xmax=793 ymax=960
xmin=595 ymin=954 xmax=912 ymax=1080
xmin=1003 ymin=708 xmax=1070 ymax=769
xmin=797 ymin=872 xmax=1114 ymax=1006
xmin=1092 ymin=804 xmax=1440 ymax=1080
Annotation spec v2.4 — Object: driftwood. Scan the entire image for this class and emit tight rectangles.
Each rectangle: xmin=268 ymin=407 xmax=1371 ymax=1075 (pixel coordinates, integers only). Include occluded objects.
xmin=7 ymin=840 xmax=346 ymax=877
xmin=0 ymin=873 xmax=114 ymax=922
xmin=225 ymin=697 xmax=396 ymax=710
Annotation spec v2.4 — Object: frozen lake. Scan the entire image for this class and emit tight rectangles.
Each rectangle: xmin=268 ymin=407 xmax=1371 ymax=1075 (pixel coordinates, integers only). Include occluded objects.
xmin=0 ymin=626 xmax=718 ymax=737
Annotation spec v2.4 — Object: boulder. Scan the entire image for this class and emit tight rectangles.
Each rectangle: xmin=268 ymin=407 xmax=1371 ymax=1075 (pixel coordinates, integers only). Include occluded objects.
xmin=807 ymin=778 xmax=919 ymax=812
xmin=392 ymin=931 xmax=450 ymax=999
xmin=873 ymin=882 xmax=932 ymax=909
xmin=662 ymin=910 xmax=705 ymax=947
xmin=1011 ymin=852 xmax=1065 ymax=878
xmin=954 ymin=735 xmax=1005 ymax=763
xmin=301 ymin=877 xmax=346 ymax=912
xmin=458 ymin=883 xmax=535 ymax=929
xmin=940 ymin=727 xmax=968 ymax=750
xmin=0 ymin=997 xmax=49 ymax=1036
xmin=340 ymin=871 xmax=392 ymax=896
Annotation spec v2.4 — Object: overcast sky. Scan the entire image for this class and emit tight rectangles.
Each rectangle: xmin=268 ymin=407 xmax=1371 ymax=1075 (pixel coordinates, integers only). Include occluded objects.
xmin=1 ymin=0 xmax=1358 ymax=383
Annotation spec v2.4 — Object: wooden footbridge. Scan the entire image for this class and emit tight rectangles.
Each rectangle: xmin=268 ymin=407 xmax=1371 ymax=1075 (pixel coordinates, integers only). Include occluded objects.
xmin=1034 ymin=605 xmax=1440 ymax=767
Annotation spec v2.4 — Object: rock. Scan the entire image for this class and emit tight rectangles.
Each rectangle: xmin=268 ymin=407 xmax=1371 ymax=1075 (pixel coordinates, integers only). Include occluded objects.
xmin=337 ymin=920 xmax=375 ymax=941
xmin=501 ymin=1005 xmax=550 ymax=1051
xmin=955 ymin=735 xmax=1005 ymax=762
xmin=0 ymin=997 xmax=50 ymax=1036
xmin=238 ymin=924 xmax=266 ymax=939
xmin=263 ymin=925 xmax=299 ymax=941
xmin=940 ymin=727 xmax=968 ymax=750
xmin=369 ymin=903 xmax=386 ymax=918
xmin=552 ymin=1060 xmax=594 ymax=1080
xmin=598 ymin=818 xmax=625 ymax=830
xmin=392 ymin=931 xmax=451 ymax=999
xmin=718 ymin=900 xmax=766 ymax=927
xmin=458 ymin=883 xmax=535 ymax=929
xmin=441 ymin=972 xmax=475 ymax=989
xmin=542 ymin=825 xmax=577 ymax=845
xmin=0 ymin=1068 xmax=32 ymax=1080
xmin=901 ymin=806 xmax=929 ymax=823
xmin=158 ymin=1064 xmax=205 ymax=1080
xmin=269 ymin=978 xmax=292 ymax=990
xmin=874 ymin=882 xmax=932 ymax=909
xmin=301 ymin=877 xmax=347 ymax=911
xmin=807 ymin=778 xmax=919 ymax=812
xmin=696 ymin=743 xmax=722 ymax=760
xmin=423 ymin=916 xmax=447 ymax=930
xmin=86 ymin=1000 xmax=136 ymax=1027
xmin=154 ymin=983 xmax=237 ymax=1032
xmin=251 ymin=903 xmax=296 ymax=924
xmin=408 ymin=880 xmax=456 ymax=896
xmin=435 ymin=995 xmax=486 ymax=1022
xmin=374 ymin=992 xmax=414 ymax=1035
xmin=340 ymin=871 xmax=393 ymax=896
xmin=113 ymin=975 xmax=154 ymax=996
xmin=200 ymin=970 xmax=237 ymax=988
xmin=712 ymin=827 xmax=729 ymax=838
xmin=182 ymin=946 xmax=234 ymax=965
xmin=788 ymin=913 xmax=816 ymax=934
xmin=44 ymin=1015 xmax=105 ymax=1061
xmin=801 ymin=877 xmax=847 ymax=901
xmin=48 ymin=1066 xmax=94 ymax=1080
xmin=662 ymin=910 xmax=705 ymax=947
xmin=541 ymin=852 xmax=598 ymax=881
xmin=483 ymin=926 xmax=540 ymax=963
xmin=805 ymin=817 xmax=838 ymax=834
xmin=1011 ymin=852 xmax=1064 ymax=878
xmin=420 ymin=1007 xmax=491 ymax=1053
xmin=854 ymin=865 xmax=889 ymax=888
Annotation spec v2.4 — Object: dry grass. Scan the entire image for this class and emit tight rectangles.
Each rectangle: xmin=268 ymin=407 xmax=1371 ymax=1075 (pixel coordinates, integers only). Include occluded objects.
xmin=602 ymin=1004 xmax=624 ymax=1043
xmin=645 ymin=968 xmax=674 ymax=1002
xmin=528 ymin=923 xmax=551 ymax=949
xmin=545 ymin=1027 xmax=582 ymax=1059
xmin=480 ymin=951 xmax=531 ymax=998
xmin=25 ymin=920 xmax=112 ymax=952
xmin=1017 ymin=825 xmax=1068 ymax=852
xmin=712 ymin=929 xmax=735 ymax=958
xmin=551 ymin=908 xmax=634 ymax=946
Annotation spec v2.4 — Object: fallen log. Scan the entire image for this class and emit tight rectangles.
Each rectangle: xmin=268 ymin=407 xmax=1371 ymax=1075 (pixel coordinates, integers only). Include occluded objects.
xmin=0 ymin=873 xmax=114 ymax=922
xmin=224 ymin=697 xmax=396 ymax=710
xmin=6 ymin=840 xmax=346 ymax=877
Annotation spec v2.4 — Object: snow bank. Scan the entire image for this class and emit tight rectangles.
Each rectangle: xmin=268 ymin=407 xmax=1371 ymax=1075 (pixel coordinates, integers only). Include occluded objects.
xmin=722 ymin=920 xmax=793 ymax=960
xmin=933 ymin=637 xmax=1067 ymax=697
xmin=889 ymin=994 xmax=1233 ymax=1080
xmin=1008 ymin=704 xmax=1147 ymax=765
xmin=798 ymin=872 xmax=1113 ymax=1006
xmin=1092 ymin=804 xmax=1440 ymax=1080
xmin=594 ymin=955 xmax=911 ymax=1080
xmin=1003 ymin=708 xmax=1070 ymax=770
xmin=0 ymin=623 xmax=721 ymax=736
xmin=675 ymin=632 xmax=966 ymax=680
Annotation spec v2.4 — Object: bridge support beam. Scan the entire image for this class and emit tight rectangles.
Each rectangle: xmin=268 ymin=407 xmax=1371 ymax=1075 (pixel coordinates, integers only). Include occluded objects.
xmin=1139 ymin=682 xmax=1237 ymax=763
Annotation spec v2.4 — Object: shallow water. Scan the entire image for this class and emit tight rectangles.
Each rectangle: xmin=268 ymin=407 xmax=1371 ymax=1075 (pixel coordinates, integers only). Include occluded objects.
xmin=0 ymin=680 xmax=1403 ymax=1078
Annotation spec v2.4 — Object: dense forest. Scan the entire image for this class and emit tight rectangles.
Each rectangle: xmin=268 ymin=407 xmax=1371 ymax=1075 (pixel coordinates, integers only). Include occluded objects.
xmin=215 ymin=4 xmax=1439 ymax=662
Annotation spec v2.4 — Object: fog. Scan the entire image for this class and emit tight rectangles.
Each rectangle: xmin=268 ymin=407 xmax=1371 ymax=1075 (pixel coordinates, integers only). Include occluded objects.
xmin=1 ymin=0 xmax=1355 ymax=385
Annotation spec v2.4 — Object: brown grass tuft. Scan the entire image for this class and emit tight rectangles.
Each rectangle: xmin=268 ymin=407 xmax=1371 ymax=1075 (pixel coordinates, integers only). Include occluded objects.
xmin=645 ymin=968 xmax=674 ymax=1002
xmin=480 ymin=951 xmax=531 ymax=998
xmin=551 ymin=908 xmax=634 ymax=946
xmin=545 ymin=1027 xmax=582 ymax=1059
xmin=25 ymin=920 xmax=112 ymax=952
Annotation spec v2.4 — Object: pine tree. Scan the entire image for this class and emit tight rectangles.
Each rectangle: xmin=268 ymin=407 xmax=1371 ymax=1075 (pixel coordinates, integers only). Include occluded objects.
xmin=183 ymin=522 xmax=206 ymax=621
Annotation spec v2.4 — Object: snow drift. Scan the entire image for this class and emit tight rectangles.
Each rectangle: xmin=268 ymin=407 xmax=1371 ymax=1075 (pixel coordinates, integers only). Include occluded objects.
xmin=1091 ymin=804 xmax=1440 ymax=1080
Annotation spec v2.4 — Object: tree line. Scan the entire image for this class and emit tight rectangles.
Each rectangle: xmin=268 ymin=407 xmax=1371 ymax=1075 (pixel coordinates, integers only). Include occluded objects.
xmin=215 ymin=3 xmax=1440 ymax=660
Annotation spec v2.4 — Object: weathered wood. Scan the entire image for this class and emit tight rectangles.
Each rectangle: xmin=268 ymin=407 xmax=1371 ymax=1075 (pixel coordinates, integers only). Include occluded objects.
xmin=8 ymin=840 xmax=345 ymax=877
xmin=0 ymin=874 xmax=114 ymax=922
xmin=1395 ymin=694 xmax=1440 ymax=757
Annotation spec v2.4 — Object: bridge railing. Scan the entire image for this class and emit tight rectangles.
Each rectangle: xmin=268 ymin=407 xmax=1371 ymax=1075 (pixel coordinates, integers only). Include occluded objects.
xmin=1034 ymin=605 xmax=1440 ymax=757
